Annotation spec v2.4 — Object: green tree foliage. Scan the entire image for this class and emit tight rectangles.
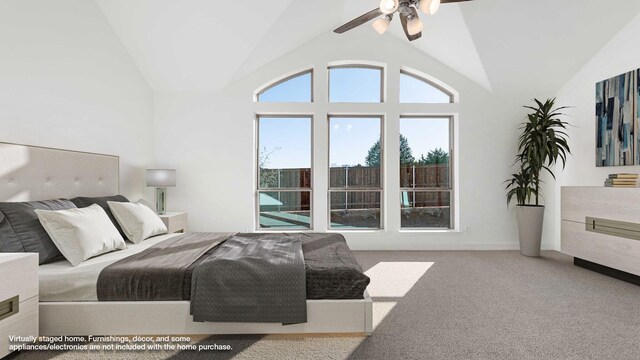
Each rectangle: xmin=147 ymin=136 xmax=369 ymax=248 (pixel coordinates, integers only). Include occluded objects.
xmin=366 ymin=135 xmax=415 ymax=167
xmin=399 ymin=135 xmax=415 ymax=165
xmin=417 ymin=148 xmax=449 ymax=165
xmin=365 ymin=140 xmax=380 ymax=167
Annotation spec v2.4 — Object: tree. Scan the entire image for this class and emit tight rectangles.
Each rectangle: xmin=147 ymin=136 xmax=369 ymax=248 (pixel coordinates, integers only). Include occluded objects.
xmin=399 ymin=135 xmax=415 ymax=165
xmin=258 ymin=146 xmax=281 ymax=188
xmin=418 ymin=148 xmax=449 ymax=165
xmin=365 ymin=135 xmax=415 ymax=167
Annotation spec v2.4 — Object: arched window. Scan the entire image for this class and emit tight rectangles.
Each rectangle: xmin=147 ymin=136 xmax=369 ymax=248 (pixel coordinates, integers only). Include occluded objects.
xmin=254 ymin=63 xmax=457 ymax=232
xmin=400 ymin=70 xmax=453 ymax=104
xmin=255 ymin=70 xmax=313 ymax=103
xmin=328 ymin=65 xmax=383 ymax=103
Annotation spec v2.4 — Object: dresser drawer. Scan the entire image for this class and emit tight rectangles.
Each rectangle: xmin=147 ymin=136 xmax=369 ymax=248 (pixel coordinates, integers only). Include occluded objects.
xmin=0 ymin=254 xmax=38 ymax=304
xmin=0 ymin=296 xmax=38 ymax=357
xmin=561 ymin=220 xmax=640 ymax=276
xmin=562 ymin=187 xmax=640 ymax=224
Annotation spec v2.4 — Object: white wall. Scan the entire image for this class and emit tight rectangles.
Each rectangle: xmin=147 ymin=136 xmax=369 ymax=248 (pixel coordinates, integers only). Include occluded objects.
xmin=0 ymin=0 xmax=154 ymax=200
xmin=548 ymin=12 xmax=640 ymax=248
xmin=154 ymin=30 xmax=539 ymax=250
xmin=0 ymin=1 xmax=630 ymax=251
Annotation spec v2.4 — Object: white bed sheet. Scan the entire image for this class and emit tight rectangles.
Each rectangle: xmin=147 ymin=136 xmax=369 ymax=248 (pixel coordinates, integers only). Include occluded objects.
xmin=39 ymin=233 xmax=180 ymax=302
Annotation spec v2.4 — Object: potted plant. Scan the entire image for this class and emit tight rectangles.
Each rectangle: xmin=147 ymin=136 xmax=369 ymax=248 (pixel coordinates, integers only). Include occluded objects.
xmin=505 ymin=98 xmax=571 ymax=257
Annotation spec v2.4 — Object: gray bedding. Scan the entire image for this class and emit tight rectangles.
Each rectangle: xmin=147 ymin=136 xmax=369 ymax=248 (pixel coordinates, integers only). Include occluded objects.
xmin=97 ymin=232 xmax=233 ymax=301
xmin=190 ymin=234 xmax=307 ymax=324
xmin=0 ymin=199 xmax=77 ymax=264
xmin=97 ymin=232 xmax=370 ymax=323
xmin=239 ymin=232 xmax=371 ymax=299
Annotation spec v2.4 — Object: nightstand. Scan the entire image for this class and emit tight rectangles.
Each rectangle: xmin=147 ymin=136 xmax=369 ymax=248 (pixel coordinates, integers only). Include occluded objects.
xmin=0 ymin=253 xmax=38 ymax=358
xmin=160 ymin=212 xmax=188 ymax=233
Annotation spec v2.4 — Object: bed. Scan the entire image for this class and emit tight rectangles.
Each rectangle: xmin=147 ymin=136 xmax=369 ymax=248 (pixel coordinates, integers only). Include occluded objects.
xmin=0 ymin=142 xmax=373 ymax=336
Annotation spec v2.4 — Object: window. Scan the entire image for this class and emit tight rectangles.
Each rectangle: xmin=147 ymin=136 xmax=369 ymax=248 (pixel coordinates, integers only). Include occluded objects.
xmin=329 ymin=66 xmax=383 ymax=103
xmin=329 ymin=116 xmax=383 ymax=229
xmin=400 ymin=70 xmax=452 ymax=104
xmin=255 ymin=63 xmax=458 ymax=233
xmin=256 ymin=70 xmax=313 ymax=103
xmin=399 ymin=117 xmax=452 ymax=229
xmin=257 ymin=116 xmax=312 ymax=229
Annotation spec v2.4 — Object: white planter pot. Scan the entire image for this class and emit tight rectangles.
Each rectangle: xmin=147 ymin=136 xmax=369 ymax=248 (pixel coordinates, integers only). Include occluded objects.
xmin=516 ymin=205 xmax=545 ymax=257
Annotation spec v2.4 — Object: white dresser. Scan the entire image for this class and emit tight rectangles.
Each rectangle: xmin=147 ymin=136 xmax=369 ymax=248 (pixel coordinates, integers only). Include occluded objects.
xmin=0 ymin=253 xmax=39 ymax=358
xmin=561 ymin=186 xmax=640 ymax=277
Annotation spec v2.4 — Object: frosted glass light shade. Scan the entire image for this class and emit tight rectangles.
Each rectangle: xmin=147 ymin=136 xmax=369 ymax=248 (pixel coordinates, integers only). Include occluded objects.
xmin=419 ymin=0 xmax=441 ymax=15
xmin=407 ymin=17 xmax=423 ymax=35
xmin=372 ymin=17 xmax=391 ymax=34
xmin=146 ymin=169 xmax=176 ymax=187
xmin=379 ymin=0 xmax=399 ymax=14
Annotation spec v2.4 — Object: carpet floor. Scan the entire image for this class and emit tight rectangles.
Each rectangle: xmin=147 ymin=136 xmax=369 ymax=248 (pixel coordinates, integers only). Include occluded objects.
xmin=12 ymin=251 xmax=640 ymax=360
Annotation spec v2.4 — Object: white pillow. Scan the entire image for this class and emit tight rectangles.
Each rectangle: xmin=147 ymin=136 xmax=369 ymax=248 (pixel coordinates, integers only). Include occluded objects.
xmin=35 ymin=204 xmax=127 ymax=267
xmin=108 ymin=201 xmax=167 ymax=243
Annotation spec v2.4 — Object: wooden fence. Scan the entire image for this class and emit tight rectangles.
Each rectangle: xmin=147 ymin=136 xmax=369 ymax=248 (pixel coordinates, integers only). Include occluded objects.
xmin=259 ymin=165 xmax=450 ymax=211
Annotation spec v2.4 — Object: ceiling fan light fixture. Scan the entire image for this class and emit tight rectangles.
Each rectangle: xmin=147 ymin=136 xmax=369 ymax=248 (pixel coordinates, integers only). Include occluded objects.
xmin=419 ymin=0 xmax=441 ymax=15
xmin=407 ymin=16 xmax=423 ymax=35
xmin=372 ymin=16 xmax=391 ymax=35
xmin=379 ymin=0 xmax=399 ymax=15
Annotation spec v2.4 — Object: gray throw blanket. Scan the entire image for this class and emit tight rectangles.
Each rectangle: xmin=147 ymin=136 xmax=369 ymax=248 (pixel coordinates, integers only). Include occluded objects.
xmin=190 ymin=234 xmax=307 ymax=324
xmin=97 ymin=233 xmax=233 ymax=301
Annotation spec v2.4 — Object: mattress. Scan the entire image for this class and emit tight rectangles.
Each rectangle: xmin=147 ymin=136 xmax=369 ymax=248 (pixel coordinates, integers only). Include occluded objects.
xmin=39 ymin=233 xmax=181 ymax=302
xmin=39 ymin=232 xmax=370 ymax=302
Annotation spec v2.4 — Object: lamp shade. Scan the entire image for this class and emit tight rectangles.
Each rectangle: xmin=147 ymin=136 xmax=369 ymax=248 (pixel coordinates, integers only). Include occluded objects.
xmin=419 ymin=0 xmax=440 ymax=15
xmin=146 ymin=169 xmax=176 ymax=187
xmin=379 ymin=0 xmax=399 ymax=15
xmin=407 ymin=17 xmax=423 ymax=35
xmin=372 ymin=17 xmax=391 ymax=34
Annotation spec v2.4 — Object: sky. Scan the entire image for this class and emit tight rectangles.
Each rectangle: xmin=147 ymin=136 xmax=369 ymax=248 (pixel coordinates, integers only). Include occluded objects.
xmin=330 ymin=67 xmax=381 ymax=103
xmin=330 ymin=117 xmax=380 ymax=166
xmin=400 ymin=72 xmax=451 ymax=103
xmin=259 ymin=69 xmax=450 ymax=169
xmin=259 ymin=117 xmax=310 ymax=169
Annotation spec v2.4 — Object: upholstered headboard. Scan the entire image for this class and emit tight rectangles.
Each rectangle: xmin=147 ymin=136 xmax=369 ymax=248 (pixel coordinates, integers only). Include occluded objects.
xmin=0 ymin=142 xmax=119 ymax=202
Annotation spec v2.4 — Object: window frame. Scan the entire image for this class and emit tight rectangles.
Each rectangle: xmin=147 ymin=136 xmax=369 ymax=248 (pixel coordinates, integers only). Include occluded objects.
xmin=399 ymin=115 xmax=455 ymax=230
xmin=255 ymin=69 xmax=314 ymax=103
xmin=327 ymin=65 xmax=385 ymax=103
xmin=255 ymin=114 xmax=314 ymax=231
xmin=253 ymin=62 xmax=461 ymax=234
xmin=327 ymin=114 xmax=385 ymax=230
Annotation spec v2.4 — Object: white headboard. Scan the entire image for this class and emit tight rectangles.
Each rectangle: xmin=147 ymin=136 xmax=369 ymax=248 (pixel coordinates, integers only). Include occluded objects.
xmin=0 ymin=142 xmax=119 ymax=202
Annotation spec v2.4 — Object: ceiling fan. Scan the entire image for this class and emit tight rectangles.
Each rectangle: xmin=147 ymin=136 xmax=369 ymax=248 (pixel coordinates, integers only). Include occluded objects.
xmin=334 ymin=0 xmax=474 ymax=41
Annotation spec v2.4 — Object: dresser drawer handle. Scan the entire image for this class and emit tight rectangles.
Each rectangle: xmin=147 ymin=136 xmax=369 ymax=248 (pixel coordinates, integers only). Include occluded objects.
xmin=0 ymin=296 xmax=18 ymax=321
xmin=586 ymin=216 xmax=640 ymax=241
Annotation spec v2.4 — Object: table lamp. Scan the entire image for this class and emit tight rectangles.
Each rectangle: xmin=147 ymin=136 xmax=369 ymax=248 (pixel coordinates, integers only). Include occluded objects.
xmin=146 ymin=169 xmax=176 ymax=214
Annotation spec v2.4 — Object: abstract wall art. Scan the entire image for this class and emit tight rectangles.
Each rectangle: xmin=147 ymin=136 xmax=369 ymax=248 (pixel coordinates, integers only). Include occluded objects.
xmin=595 ymin=70 xmax=636 ymax=166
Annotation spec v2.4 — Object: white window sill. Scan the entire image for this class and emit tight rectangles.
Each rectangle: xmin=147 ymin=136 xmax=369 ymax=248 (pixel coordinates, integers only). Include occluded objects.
xmin=253 ymin=229 xmax=465 ymax=235
xmin=398 ymin=229 xmax=464 ymax=235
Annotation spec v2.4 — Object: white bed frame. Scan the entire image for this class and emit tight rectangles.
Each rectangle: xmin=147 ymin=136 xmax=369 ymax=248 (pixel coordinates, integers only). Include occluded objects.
xmin=0 ymin=142 xmax=373 ymax=336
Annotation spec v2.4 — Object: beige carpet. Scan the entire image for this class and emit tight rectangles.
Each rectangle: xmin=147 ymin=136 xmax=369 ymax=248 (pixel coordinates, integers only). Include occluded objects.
xmin=12 ymin=251 xmax=640 ymax=360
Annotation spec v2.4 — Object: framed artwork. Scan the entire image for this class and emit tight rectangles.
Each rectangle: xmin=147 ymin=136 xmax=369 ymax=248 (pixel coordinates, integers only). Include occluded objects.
xmin=596 ymin=70 xmax=636 ymax=167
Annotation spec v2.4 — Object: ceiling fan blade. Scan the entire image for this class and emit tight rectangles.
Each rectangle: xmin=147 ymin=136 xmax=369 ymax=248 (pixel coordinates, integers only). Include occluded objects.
xmin=400 ymin=9 xmax=422 ymax=41
xmin=441 ymin=0 xmax=474 ymax=3
xmin=334 ymin=8 xmax=383 ymax=34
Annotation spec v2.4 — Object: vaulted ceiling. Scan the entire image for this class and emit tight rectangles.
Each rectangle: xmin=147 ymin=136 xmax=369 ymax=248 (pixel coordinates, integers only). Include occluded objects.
xmin=96 ymin=0 xmax=640 ymax=95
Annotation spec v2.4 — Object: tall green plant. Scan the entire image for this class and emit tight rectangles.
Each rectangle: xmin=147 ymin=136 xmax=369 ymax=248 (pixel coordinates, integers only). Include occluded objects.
xmin=505 ymin=166 xmax=537 ymax=206
xmin=507 ymin=98 xmax=571 ymax=206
